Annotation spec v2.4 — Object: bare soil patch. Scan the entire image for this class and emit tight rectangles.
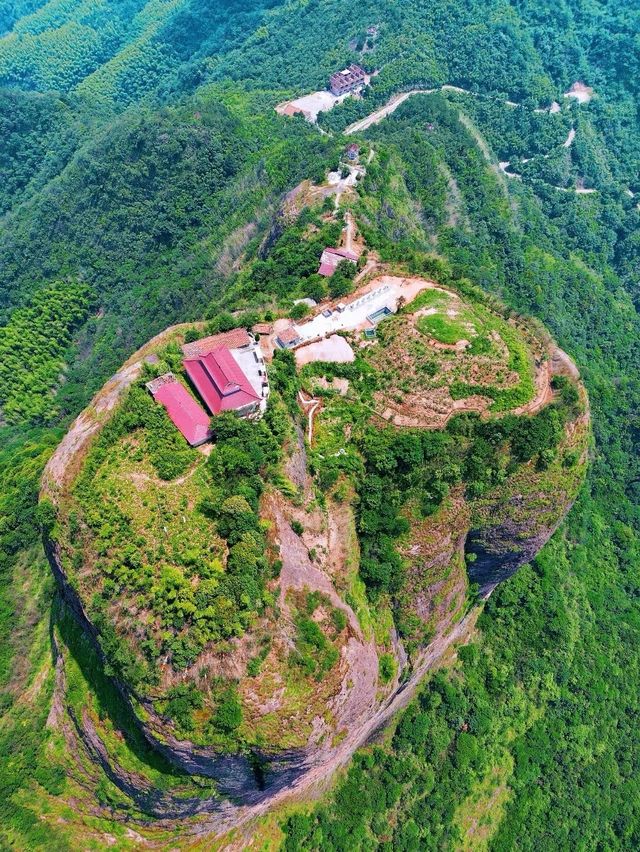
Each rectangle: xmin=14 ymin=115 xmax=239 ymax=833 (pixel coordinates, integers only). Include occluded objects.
xmin=295 ymin=335 xmax=355 ymax=366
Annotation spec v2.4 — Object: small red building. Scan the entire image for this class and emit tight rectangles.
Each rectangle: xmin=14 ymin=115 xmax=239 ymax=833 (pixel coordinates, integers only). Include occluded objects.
xmin=146 ymin=374 xmax=212 ymax=447
xmin=183 ymin=347 xmax=261 ymax=417
xmin=318 ymin=246 xmax=359 ymax=277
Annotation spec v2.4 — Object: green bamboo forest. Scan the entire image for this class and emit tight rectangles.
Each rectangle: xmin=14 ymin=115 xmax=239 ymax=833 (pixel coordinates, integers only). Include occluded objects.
xmin=0 ymin=1 xmax=639 ymax=849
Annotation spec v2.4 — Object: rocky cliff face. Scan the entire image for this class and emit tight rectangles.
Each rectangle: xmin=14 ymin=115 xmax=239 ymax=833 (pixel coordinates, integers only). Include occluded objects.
xmin=467 ymin=405 xmax=590 ymax=597
xmin=45 ymin=536 xmax=298 ymax=799
xmin=466 ymin=502 xmax=572 ymax=597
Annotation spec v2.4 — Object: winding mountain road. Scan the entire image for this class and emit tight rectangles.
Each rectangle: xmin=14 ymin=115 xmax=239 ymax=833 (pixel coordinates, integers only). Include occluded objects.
xmin=344 ymin=85 xmax=597 ymax=194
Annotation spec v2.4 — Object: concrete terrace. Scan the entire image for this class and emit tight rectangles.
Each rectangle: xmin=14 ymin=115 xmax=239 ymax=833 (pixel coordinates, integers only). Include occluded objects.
xmin=290 ymin=276 xmax=433 ymax=345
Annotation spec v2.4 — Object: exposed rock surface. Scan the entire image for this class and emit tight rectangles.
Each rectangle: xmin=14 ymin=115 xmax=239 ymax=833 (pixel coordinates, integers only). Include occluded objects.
xmin=466 ymin=502 xmax=571 ymax=596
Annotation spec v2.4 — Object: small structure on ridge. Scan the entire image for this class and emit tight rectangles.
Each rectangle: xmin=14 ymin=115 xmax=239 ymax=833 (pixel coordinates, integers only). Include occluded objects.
xmin=318 ymin=246 xmax=359 ymax=277
xmin=146 ymin=374 xmax=212 ymax=447
xmin=275 ymin=325 xmax=304 ymax=349
xmin=345 ymin=143 xmax=360 ymax=162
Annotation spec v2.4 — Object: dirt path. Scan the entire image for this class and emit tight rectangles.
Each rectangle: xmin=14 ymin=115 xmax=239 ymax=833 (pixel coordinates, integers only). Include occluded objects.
xmin=512 ymin=359 xmax=554 ymax=417
xmin=124 ymin=462 xmax=200 ymax=490
xmin=343 ymin=210 xmax=356 ymax=253
xmin=41 ymin=322 xmax=203 ymax=498
xmin=298 ymin=390 xmax=320 ymax=442
xmin=345 ymin=89 xmax=435 ymax=134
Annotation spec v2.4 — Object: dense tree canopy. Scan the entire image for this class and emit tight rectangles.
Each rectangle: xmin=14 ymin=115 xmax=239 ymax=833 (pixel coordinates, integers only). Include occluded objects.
xmin=0 ymin=0 xmax=639 ymax=847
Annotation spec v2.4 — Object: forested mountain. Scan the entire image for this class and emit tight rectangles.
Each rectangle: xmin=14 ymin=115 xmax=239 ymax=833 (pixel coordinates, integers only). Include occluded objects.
xmin=0 ymin=0 xmax=639 ymax=849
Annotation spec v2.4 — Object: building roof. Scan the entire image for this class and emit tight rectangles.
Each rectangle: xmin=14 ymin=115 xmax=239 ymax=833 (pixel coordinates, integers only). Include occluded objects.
xmin=276 ymin=325 xmax=302 ymax=345
xmin=318 ymin=261 xmax=336 ymax=277
xmin=325 ymin=247 xmax=359 ymax=261
xmin=318 ymin=246 xmax=359 ymax=276
xmin=181 ymin=328 xmax=253 ymax=358
xmin=252 ymin=322 xmax=273 ymax=335
xmin=329 ymin=64 xmax=367 ymax=91
xmin=149 ymin=374 xmax=212 ymax=446
xmin=183 ymin=347 xmax=261 ymax=415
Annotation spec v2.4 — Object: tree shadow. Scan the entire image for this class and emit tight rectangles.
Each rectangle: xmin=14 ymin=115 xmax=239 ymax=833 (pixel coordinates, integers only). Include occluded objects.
xmin=52 ymin=595 xmax=186 ymax=781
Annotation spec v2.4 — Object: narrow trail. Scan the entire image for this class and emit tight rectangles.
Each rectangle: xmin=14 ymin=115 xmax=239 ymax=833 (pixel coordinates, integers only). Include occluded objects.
xmin=345 ymin=89 xmax=427 ymax=134
xmin=298 ymin=390 xmax=320 ymax=442
xmin=344 ymin=85 xmax=596 ymax=195
xmin=41 ymin=321 xmax=204 ymax=497
xmin=343 ymin=209 xmax=356 ymax=253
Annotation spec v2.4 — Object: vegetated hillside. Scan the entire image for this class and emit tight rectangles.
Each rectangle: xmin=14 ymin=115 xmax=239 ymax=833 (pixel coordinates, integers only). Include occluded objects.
xmin=280 ymin=97 xmax=640 ymax=852
xmin=0 ymin=89 xmax=340 ymax=420
xmin=0 ymin=0 xmax=638 ymax=848
xmin=0 ymin=0 xmax=280 ymax=106
xmin=41 ymin=243 xmax=587 ymax=800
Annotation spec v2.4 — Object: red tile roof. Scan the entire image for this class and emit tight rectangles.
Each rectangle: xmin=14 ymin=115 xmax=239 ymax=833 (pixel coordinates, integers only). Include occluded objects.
xmin=183 ymin=347 xmax=261 ymax=415
xmin=318 ymin=246 xmax=359 ymax=276
xmin=276 ymin=325 xmax=302 ymax=345
xmin=318 ymin=261 xmax=335 ymax=276
xmin=326 ymin=247 xmax=359 ymax=261
xmin=181 ymin=328 xmax=252 ymax=358
xmin=150 ymin=376 xmax=212 ymax=446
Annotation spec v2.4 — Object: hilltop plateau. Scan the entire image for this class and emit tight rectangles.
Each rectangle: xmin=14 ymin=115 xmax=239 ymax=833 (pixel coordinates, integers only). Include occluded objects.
xmin=40 ymin=241 xmax=588 ymax=814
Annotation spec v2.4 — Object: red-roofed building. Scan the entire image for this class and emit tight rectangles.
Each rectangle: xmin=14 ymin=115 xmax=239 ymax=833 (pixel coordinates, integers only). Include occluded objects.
xmin=183 ymin=347 xmax=262 ymax=417
xmin=275 ymin=325 xmax=303 ymax=349
xmin=181 ymin=328 xmax=253 ymax=359
xmin=329 ymin=64 xmax=367 ymax=96
xmin=317 ymin=246 xmax=359 ymax=277
xmin=146 ymin=374 xmax=212 ymax=447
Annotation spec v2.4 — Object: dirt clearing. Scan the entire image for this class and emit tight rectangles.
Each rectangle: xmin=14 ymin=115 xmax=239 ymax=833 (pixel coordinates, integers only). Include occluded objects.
xmin=295 ymin=335 xmax=355 ymax=366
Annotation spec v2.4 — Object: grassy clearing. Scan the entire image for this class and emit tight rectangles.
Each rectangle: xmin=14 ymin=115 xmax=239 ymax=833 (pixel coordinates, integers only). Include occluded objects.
xmin=448 ymin=308 xmax=536 ymax=411
xmin=417 ymin=312 xmax=471 ymax=343
xmin=453 ymin=750 xmax=514 ymax=850
xmin=409 ymin=288 xmax=452 ymax=312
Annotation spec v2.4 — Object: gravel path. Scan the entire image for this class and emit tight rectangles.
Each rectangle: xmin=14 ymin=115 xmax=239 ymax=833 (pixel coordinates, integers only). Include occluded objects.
xmin=41 ymin=322 xmax=202 ymax=497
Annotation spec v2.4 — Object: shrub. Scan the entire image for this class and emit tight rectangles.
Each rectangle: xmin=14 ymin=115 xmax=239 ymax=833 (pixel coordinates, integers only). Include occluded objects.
xmin=379 ymin=653 xmax=396 ymax=684
xmin=214 ymin=690 xmax=243 ymax=732
xmin=290 ymin=302 xmax=310 ymax=320
xmin=332 ymin=608 xmax=347 ymax=633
